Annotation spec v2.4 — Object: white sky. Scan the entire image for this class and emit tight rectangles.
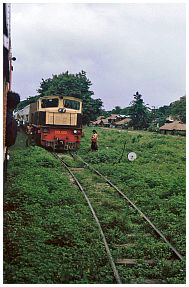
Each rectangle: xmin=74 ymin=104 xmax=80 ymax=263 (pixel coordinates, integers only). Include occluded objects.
xmin=10 ymin=2 xmax=186 ymax=110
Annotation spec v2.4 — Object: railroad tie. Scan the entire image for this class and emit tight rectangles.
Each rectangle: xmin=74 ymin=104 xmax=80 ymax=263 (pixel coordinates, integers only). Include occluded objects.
xmin=115 ymin=259 xmax=155 ymax=265
xmin=130 ymin=279 xmax=163 ymax=284
xmin=115 ymin=258 xmax=175 ymax=266
xmin=126 ymin=233 xmax=151 ymax=238
xmin=113 ymin=243 xmax=136 ymax=248
xmin=69 ymin=167 xmax=84 ymax=172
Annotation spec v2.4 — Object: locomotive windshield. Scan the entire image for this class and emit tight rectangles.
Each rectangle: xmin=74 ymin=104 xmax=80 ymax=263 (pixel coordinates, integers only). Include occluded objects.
xmin=41 ymin=98 xmax=59 ymax=108
xmin=64 ymin=99 xmax=80 ymax=110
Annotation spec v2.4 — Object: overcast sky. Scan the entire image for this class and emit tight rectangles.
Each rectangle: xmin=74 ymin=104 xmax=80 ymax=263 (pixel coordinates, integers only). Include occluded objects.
xmin=11 ymin=3 xmax=186 ymax=110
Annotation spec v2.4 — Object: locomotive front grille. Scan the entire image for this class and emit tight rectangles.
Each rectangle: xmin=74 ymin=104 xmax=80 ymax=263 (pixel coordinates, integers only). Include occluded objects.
xmin=46 ymin=112 xmax=77 ymax=126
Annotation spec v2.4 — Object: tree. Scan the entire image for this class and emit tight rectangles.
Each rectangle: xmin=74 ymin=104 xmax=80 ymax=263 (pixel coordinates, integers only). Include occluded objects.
xmin=129 ymin=91 xmax=150 ymax=130
xmin=15 ymin=95 xmax=39 ymax=111
xmin=121 ymin=106 xmax=131 ymax=116
xmin=169 ymin=96 xmax=186 ymax=123
xmin=111 ymin=106 xmax=122 ymax=114
xmin=100 ymin=109 xmax=112 ymax=118
xmin=155 ymin=96 xmax=186 ymax=126
xmin=37 ymin=71 xmax=103 ymax=125
xmin=154 ymin=105 xmax=170 ymax=126
xmin=82 ymin=97 xmax=103 ymax=124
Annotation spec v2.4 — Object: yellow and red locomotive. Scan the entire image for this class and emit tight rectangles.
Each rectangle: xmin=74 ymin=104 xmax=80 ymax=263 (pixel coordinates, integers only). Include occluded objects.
xmin=29 ymin=95 xmax=83 ymax=150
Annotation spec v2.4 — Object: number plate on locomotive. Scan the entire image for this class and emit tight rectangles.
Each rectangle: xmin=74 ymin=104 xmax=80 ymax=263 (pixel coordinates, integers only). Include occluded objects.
xmin=55 ymin=130 xmax=68 ymax=135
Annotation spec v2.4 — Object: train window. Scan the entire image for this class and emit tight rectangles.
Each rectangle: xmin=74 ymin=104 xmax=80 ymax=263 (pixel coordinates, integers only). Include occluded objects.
xmin=41 ymin=98 xmax=59 ymax=108
xmin=64 ymin=99 xmax=80 ymax=110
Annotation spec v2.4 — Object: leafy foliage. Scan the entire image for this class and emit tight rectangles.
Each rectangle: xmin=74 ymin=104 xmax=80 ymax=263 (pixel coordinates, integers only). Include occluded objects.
xmin=169 ymin=96 xmax=186 ymax=123
xmin=37 ymin=70 xmax=92 ymax=99
xmin=129 ymin=91 xmax=151 ymax=129
xmin=15 ymin=96 xmax=39 ymax=111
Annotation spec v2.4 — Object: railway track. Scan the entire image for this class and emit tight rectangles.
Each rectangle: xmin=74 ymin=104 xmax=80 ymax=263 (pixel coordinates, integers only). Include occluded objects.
xmin=52 ymin=151 xmax=185 ymax=284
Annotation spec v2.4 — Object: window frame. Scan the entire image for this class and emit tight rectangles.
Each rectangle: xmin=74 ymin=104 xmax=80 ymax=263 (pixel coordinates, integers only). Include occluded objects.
xmin=41 ymin=98 xmax=59 ymax=108
xmin=63 ymin=99 xmax=80 ymax=110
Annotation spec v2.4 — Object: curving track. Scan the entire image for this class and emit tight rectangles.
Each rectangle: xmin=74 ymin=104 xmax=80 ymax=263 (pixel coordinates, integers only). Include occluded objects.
xmin=52 ymin=151 xmax=185 ymax=284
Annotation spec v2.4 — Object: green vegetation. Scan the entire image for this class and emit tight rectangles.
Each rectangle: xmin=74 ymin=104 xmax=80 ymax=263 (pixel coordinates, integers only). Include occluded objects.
xmin=78 ymin=128 xmax=185 ymax=254
xmin=169 ymin=96 xmax=186 ymax=123
xmin=15 ymin=95 xmax=39 ymax=111
xmin=78 ymin=128 xmax=186 ymax=283
xmin=4 ymin=133 xmax=115 ymax=284
xmin=4 ymin=128 xmax=185 ymax=283
xmin=104 ymin=95 xmax=186 ymax=128
xmin=16 ymin=77 xmax=185 ymax=129
xmin=128 ymin=91 xmax=151 ymax=129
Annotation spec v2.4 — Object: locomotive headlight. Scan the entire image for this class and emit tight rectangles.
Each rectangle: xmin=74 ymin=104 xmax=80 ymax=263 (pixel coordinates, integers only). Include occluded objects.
xmin=58 ymin=108 xmax=66 ymax=113
xmin=73 ymin=130 xmax=81 ymax=135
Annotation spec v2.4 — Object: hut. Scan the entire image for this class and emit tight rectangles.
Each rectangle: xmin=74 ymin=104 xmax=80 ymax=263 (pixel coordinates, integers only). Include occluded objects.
xmin=101 ymin=118 xmax=110 ymax=127
xmin=159 ymin=121 xmax=186 ymax=136
xmin=114 ymin=118 xmax=131 ymax=129
xmin=96 ymin=116 xmax=105 ymax=121
xmin=91 ymin=118 xmax=110 ymax=127
xmin=91 ymin=119 xmax=103 ymax=126
xmin=106 ymin=114 xmax=120 ymax=123
xmin=105 ymin=114 xmax=122 ymax=127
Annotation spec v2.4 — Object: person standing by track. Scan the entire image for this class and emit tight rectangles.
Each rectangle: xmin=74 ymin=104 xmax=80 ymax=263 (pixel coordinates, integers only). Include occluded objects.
xmin=91 ymin=130 xmax=98 ymax=151
xmin=26 ymin=123 xmax=34 ymax=146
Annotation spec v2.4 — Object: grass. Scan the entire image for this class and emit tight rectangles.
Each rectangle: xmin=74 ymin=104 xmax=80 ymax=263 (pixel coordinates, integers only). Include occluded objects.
xmin=4 ymin=132 xmax=115 ymax=284
xmin=4 ymin=128 xmax=186 ymax=283
xmin=78 ymin=128 xmax=185 ymax=249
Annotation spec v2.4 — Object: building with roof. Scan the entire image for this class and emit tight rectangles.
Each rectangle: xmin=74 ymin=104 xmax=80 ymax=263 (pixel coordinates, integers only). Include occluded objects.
xmin=91 ymin=114 xmax=130 ymax=128
xmin=159 ymin=121 xmax=186 ymax=135
xmin=114 ymin=118 xmax=131 ymax=129
xmin=91 ymin=118 xmax=110 ymax=127
xmin=96 ymin=116 xmax=105 ymax=121
xmin=14 ymin=104 xmax=30 ymax=123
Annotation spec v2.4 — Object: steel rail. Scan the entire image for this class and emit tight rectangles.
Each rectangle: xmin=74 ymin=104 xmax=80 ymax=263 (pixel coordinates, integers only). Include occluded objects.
xmin=52 ymin=153 xmax=122 ymax=284
xmin=72 ymin=153 xmax=184 ymax=262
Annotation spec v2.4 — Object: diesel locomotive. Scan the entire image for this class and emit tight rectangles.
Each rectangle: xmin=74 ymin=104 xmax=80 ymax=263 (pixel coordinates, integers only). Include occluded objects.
xmin=22 ymin=95 xmax=83 ymax=150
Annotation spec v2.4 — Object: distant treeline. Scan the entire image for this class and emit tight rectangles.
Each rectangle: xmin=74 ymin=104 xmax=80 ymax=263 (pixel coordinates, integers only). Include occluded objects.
xmin=103 ymin=94 xmax=186 ymax=129
xmin=15 ymin=71 xmax=186 ymax=128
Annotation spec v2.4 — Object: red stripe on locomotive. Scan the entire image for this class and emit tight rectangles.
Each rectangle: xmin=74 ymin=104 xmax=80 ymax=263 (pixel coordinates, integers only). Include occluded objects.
xmin=41 ymin=128 xmax=81 ymax=143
